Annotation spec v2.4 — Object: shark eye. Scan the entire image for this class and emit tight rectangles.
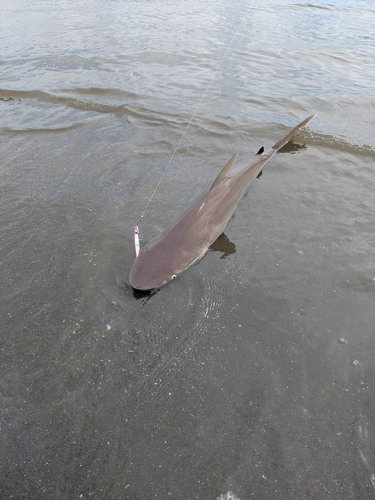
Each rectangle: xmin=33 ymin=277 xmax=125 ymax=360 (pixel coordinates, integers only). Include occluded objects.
xmin=171 ymin=274 xmax=176 ymax=280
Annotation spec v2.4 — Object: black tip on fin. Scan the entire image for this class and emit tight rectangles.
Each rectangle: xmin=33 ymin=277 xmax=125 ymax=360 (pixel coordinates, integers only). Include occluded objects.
xmin=256 ymin=170 xmax=263 ymax=179
xmin=256 ymin=146 xmax=264 ymax=155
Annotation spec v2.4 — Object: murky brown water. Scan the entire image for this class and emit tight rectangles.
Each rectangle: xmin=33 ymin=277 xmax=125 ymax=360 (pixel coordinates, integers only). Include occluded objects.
xmin=1 ymin=1 xmax=375 ymax=498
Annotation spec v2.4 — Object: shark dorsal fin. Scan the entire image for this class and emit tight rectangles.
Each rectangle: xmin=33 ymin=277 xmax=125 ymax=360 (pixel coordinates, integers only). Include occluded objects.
xmin=256 ymin=146 xmax=264 ymax=155
xmin=210 ymin=152 xmax=238 ymax=190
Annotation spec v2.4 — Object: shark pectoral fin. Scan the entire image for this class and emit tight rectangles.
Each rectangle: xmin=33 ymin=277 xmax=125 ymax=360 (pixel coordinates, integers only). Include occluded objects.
xmin=210 ymin=152 xmax=238 ymax=190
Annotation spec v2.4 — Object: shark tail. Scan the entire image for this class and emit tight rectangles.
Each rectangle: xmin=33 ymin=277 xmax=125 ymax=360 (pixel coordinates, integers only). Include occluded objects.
xmin=271 ymin=114 xmax=316 ymax=152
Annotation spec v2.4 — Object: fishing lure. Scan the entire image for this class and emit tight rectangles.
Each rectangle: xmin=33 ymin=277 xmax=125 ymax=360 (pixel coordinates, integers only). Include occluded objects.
xmin=134 ymin=226 xmax=140 ymax=257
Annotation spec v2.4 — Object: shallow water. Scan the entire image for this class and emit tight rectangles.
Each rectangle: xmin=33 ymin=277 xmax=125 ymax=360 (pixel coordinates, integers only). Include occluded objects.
xmin=1 ymin=0 xmax=375 ymax=498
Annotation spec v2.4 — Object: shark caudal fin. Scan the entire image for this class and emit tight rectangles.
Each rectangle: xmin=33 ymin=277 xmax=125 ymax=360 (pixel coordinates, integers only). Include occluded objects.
xmin=271 ymin=114 xmax=316 ymax=153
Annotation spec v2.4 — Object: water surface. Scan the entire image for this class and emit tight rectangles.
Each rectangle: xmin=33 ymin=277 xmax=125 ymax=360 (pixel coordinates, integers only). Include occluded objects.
xmin=1 ymin=0 xmax=375 ymax=498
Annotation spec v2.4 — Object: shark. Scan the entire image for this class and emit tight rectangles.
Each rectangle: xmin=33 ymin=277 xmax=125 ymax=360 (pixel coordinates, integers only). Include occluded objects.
xmin=129 ymin=114 xmax=315 ymax=290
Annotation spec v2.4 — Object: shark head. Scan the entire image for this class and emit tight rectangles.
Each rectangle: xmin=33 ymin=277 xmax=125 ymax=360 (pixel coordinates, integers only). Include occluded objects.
xmin=129 ymin=240 xmax=184 ymax=290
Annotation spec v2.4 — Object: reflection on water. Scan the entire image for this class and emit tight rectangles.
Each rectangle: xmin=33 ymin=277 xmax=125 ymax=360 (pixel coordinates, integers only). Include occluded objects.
xmin=132 ymin=287 xmax=159 ymax=303
xmin=1 ymin=0 xmax=375 ymax=498
xmin=217 ymin=491 xmax=241 ymax=500
xmin=279 ymin=139 xmax=308 ymax=154
xmin=210 ymin=232 xmax=237 ymax=259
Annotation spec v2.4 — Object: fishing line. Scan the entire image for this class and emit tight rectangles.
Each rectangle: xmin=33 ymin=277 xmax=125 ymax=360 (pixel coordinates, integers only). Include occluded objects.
xmin=134 ymin=0 xmax=256 ymax=255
